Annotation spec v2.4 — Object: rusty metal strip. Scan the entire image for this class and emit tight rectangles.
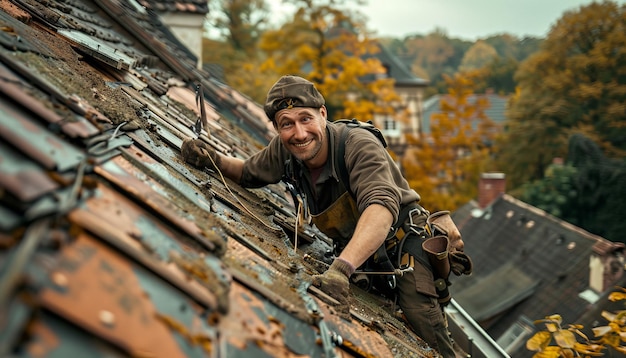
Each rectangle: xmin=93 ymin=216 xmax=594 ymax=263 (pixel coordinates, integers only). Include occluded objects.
xmin=37 ymin=233 xmax=189 ymax=358
xmin=0 ymin=217 xmax=51 ymax=318
xmin=0 ymin=100 xmax=85 ymax=172
xmin=95 ymin=155 xmax=226 ymax=255
xmin=0 ymin=63 xmax=98 ymax=139
xmin=119 ymin=143 xmax=213 ymax=214
xmin=0 ymin=49 xmax=111 ymax=124
xmin=67 ymin=207 xmax=220 ymax=311
xmin=0 ymin=141 xmax=59 ymax=202
xmin=228 ymin=267 xmax=311 ymax=326
xmin=59 ymin=29 xmax=135 ymax=70
xmin=94 ymin=0 xmax=195 ymax=81
xmin=273 ymin=214 xmax=315 ymax=244
xmin=217 ymin=281 xmax=322 ymax=357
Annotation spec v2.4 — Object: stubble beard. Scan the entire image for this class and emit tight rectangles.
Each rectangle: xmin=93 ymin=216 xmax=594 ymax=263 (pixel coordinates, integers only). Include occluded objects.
xmin=292 ymin=138 xmax=322 ymax=163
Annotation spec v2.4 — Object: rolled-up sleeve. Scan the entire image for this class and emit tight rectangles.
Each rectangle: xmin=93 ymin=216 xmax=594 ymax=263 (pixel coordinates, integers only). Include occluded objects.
xmin=344 ymin=131 xmax=403 ymax=223
xmin=240 ymin=136 xmax=288 ymax=188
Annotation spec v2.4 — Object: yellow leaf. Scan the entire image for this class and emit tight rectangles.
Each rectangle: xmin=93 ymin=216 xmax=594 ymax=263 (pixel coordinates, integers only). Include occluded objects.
xmin=546 ymin=323 xmax=559 ymax=333
xmin=573 ymin=342 xmax=605 ymax=356
xmin=592 ymin=325 xmax=612 ymax=337
xmin=554 ymin=330 xmax=576 ymax=348
xmin=546 ymin=314 xmax=563 ymax=323
xmin=527 ymin=331 xmax=552 ymax=351
xmin=533 ymin=346 xmax=562 ymax=358
xmin=602 ymin=333 xmax=621 ymax=347
xmin=601 ymin=310 xmax=617 ymax=322
xmin=608 ymin=292 xmax=626 ymax=301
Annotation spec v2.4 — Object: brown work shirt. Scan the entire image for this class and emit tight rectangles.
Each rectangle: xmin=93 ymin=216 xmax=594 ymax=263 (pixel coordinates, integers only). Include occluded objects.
xmin=240 ymin=120 xmax=420 ymax=225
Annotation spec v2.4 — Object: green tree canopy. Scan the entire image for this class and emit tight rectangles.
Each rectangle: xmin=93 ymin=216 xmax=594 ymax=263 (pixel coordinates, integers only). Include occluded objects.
xmin=471 ymin=56 xmax=518 ymax=95
xmin=568 ymin=134 xmax=626 ymax=243
xmin=498 ymin=1 xmax=626 ymax=188
xmin=203 ymin=0 xmax=278 ymax=102
xmin=206 ymin=0 xmax=269 ymax=53
xmin=521 ymin=134 xmax=626 ymax=243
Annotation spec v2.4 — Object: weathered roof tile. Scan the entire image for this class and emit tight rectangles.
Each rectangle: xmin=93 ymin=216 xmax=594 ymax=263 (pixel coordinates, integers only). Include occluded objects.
xmin=0 ymin=0 xmax=436 ymax=356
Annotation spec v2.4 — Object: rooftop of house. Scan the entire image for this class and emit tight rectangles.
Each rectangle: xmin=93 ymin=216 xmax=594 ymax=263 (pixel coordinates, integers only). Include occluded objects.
xmin=137 ymin=0 xmax=208 ymax=14
xmin=451 ymin=193 xmax=624 ymax=357
xmin=373 ymin=43 xmax=430 ymax=87
xmin=0 ymin=1 xmax=439 ymax=356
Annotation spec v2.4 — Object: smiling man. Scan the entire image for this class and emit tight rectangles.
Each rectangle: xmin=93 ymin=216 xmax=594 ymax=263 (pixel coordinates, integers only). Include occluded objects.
xmin=181 ymin=75 xmax=471 ymax=357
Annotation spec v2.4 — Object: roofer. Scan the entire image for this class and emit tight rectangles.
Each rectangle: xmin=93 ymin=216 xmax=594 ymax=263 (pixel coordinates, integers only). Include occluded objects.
xmin=181 ymin=75 xmax=472 ymax=357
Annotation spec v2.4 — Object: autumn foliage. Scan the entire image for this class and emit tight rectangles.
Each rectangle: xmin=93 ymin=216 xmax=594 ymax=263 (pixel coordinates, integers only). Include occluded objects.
xmin=527 ymin=288 xmax=626 ymax=357
xmin=402 ymin=72 xmax=500 ymax=212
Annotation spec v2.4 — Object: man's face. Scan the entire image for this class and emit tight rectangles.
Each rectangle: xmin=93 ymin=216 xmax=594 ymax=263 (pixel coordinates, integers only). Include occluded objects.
xmin=275 ymin=106 xmax=328 ymax=168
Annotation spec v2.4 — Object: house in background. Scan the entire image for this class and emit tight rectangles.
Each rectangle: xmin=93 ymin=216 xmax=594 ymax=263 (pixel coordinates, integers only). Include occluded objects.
xmin=364 ymin=43 xmax=430 ymax=156
xmin=421 ymin=92 xmax=510 ymax=135
xmin=138 ymin=0 xmax=208 ymax=68
xmin=451 ymin=173 xmax=625 ymax=357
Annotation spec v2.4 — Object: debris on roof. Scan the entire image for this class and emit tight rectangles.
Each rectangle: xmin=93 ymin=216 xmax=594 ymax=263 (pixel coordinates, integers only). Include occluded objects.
xmin=0 ymin=1 xmax=440 ymax=356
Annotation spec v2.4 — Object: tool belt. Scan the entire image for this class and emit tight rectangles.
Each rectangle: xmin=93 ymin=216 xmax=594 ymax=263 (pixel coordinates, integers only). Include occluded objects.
xmin=351 ymin=205 xmax=429 ymax=290
xmin=354 ymin=204 xmax=461 ymax=306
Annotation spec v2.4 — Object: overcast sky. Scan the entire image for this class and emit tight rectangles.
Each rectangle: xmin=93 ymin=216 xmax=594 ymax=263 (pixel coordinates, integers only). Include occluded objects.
xmin=266 ymin=0 xmax=625 ymax=41
xmin=358 ymin=0 xmax=625 ymax=40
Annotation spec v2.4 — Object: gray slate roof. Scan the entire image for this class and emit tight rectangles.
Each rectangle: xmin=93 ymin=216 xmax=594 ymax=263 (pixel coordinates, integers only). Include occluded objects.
xmin=361 ymin=43 xmax=429 ymax=87
xmin=422 ymin=93 xmax=509 ymax=134
xmin=451 ymin=194 xmax=624 ymax=358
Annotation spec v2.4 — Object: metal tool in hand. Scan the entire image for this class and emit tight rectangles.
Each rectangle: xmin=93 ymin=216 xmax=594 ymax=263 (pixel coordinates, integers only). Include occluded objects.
xmin=303 ymin=254 xmax=413 ymax=277
xmin=193 ymin=83 xmax=208 ymax=138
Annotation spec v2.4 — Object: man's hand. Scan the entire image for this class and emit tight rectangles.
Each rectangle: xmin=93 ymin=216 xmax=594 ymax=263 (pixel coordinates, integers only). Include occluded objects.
xmin=311 ymin=258 xmax=354 ymax=307
xmin=450 ymin=251 xmax=473 ymax=276
xmin=181 ymin=138 xmax=220 ymax=169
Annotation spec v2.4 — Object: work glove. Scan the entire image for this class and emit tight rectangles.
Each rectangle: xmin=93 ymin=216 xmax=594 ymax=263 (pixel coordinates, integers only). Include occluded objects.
xmin=181 ymin=138 xmax=220 ymax=169
xmin=450 ymin=251 xmax=473 ymax=276
xmin=311 ymin=258 xmax=354 ymax=308
xmin=427 ymin=211 xmax=464 ymax=251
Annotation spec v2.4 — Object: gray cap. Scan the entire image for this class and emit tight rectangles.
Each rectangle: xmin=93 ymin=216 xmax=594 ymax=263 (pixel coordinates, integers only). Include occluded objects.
xmin=263 ymin=75 xmax=325 ymax=121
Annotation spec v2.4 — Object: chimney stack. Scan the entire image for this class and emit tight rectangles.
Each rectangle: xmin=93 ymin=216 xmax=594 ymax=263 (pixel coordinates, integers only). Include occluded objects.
xmin=478 ymin=173 xmax=506 ymax=208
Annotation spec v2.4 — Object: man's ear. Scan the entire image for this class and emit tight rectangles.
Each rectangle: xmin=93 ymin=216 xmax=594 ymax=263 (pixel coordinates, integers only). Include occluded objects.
xmin=320 ymin=105 xmax=327 ymax=120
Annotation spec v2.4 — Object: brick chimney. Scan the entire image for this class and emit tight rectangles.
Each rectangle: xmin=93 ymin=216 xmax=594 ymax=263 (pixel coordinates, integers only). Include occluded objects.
xmin=478 ymin=172 xmax=506 ymax=208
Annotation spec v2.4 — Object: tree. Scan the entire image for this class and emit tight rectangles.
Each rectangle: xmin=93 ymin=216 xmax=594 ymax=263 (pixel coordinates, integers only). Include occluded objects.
xmin=567 ymin=134 xmax=626 ymax=243
xmin=401 ymin=30 xmax=471 ymax=97
xmin=483 ymin=34 xmax=542 ymax=62
xmin=258 ymin=0 xmax=398 ymax=121
xmin=403 ymin=73 xmax=500 ymax=211
xmin=206 ymin=0 xmax=269 ymax=53
xmin=520 ymin=159 xmax=578 ymax=223
xmin=518 ymin=133 xmax=626 ymax=243
xmin=471 ymin=56 xmax=518 ymax=95
xmin=498 ymin=1 xmax=626 ymax=188
xmin=458 ymin=40 xmax=498 ymax=72
xmin=203 ymin=0 xmax=278 ymax=103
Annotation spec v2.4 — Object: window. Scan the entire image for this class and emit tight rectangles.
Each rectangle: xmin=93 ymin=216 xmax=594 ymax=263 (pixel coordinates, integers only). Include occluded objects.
xmin=384 ymin=119 xmax=397 ymax=130
xmin=496 ymin=316 xmax=535 ymax=354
